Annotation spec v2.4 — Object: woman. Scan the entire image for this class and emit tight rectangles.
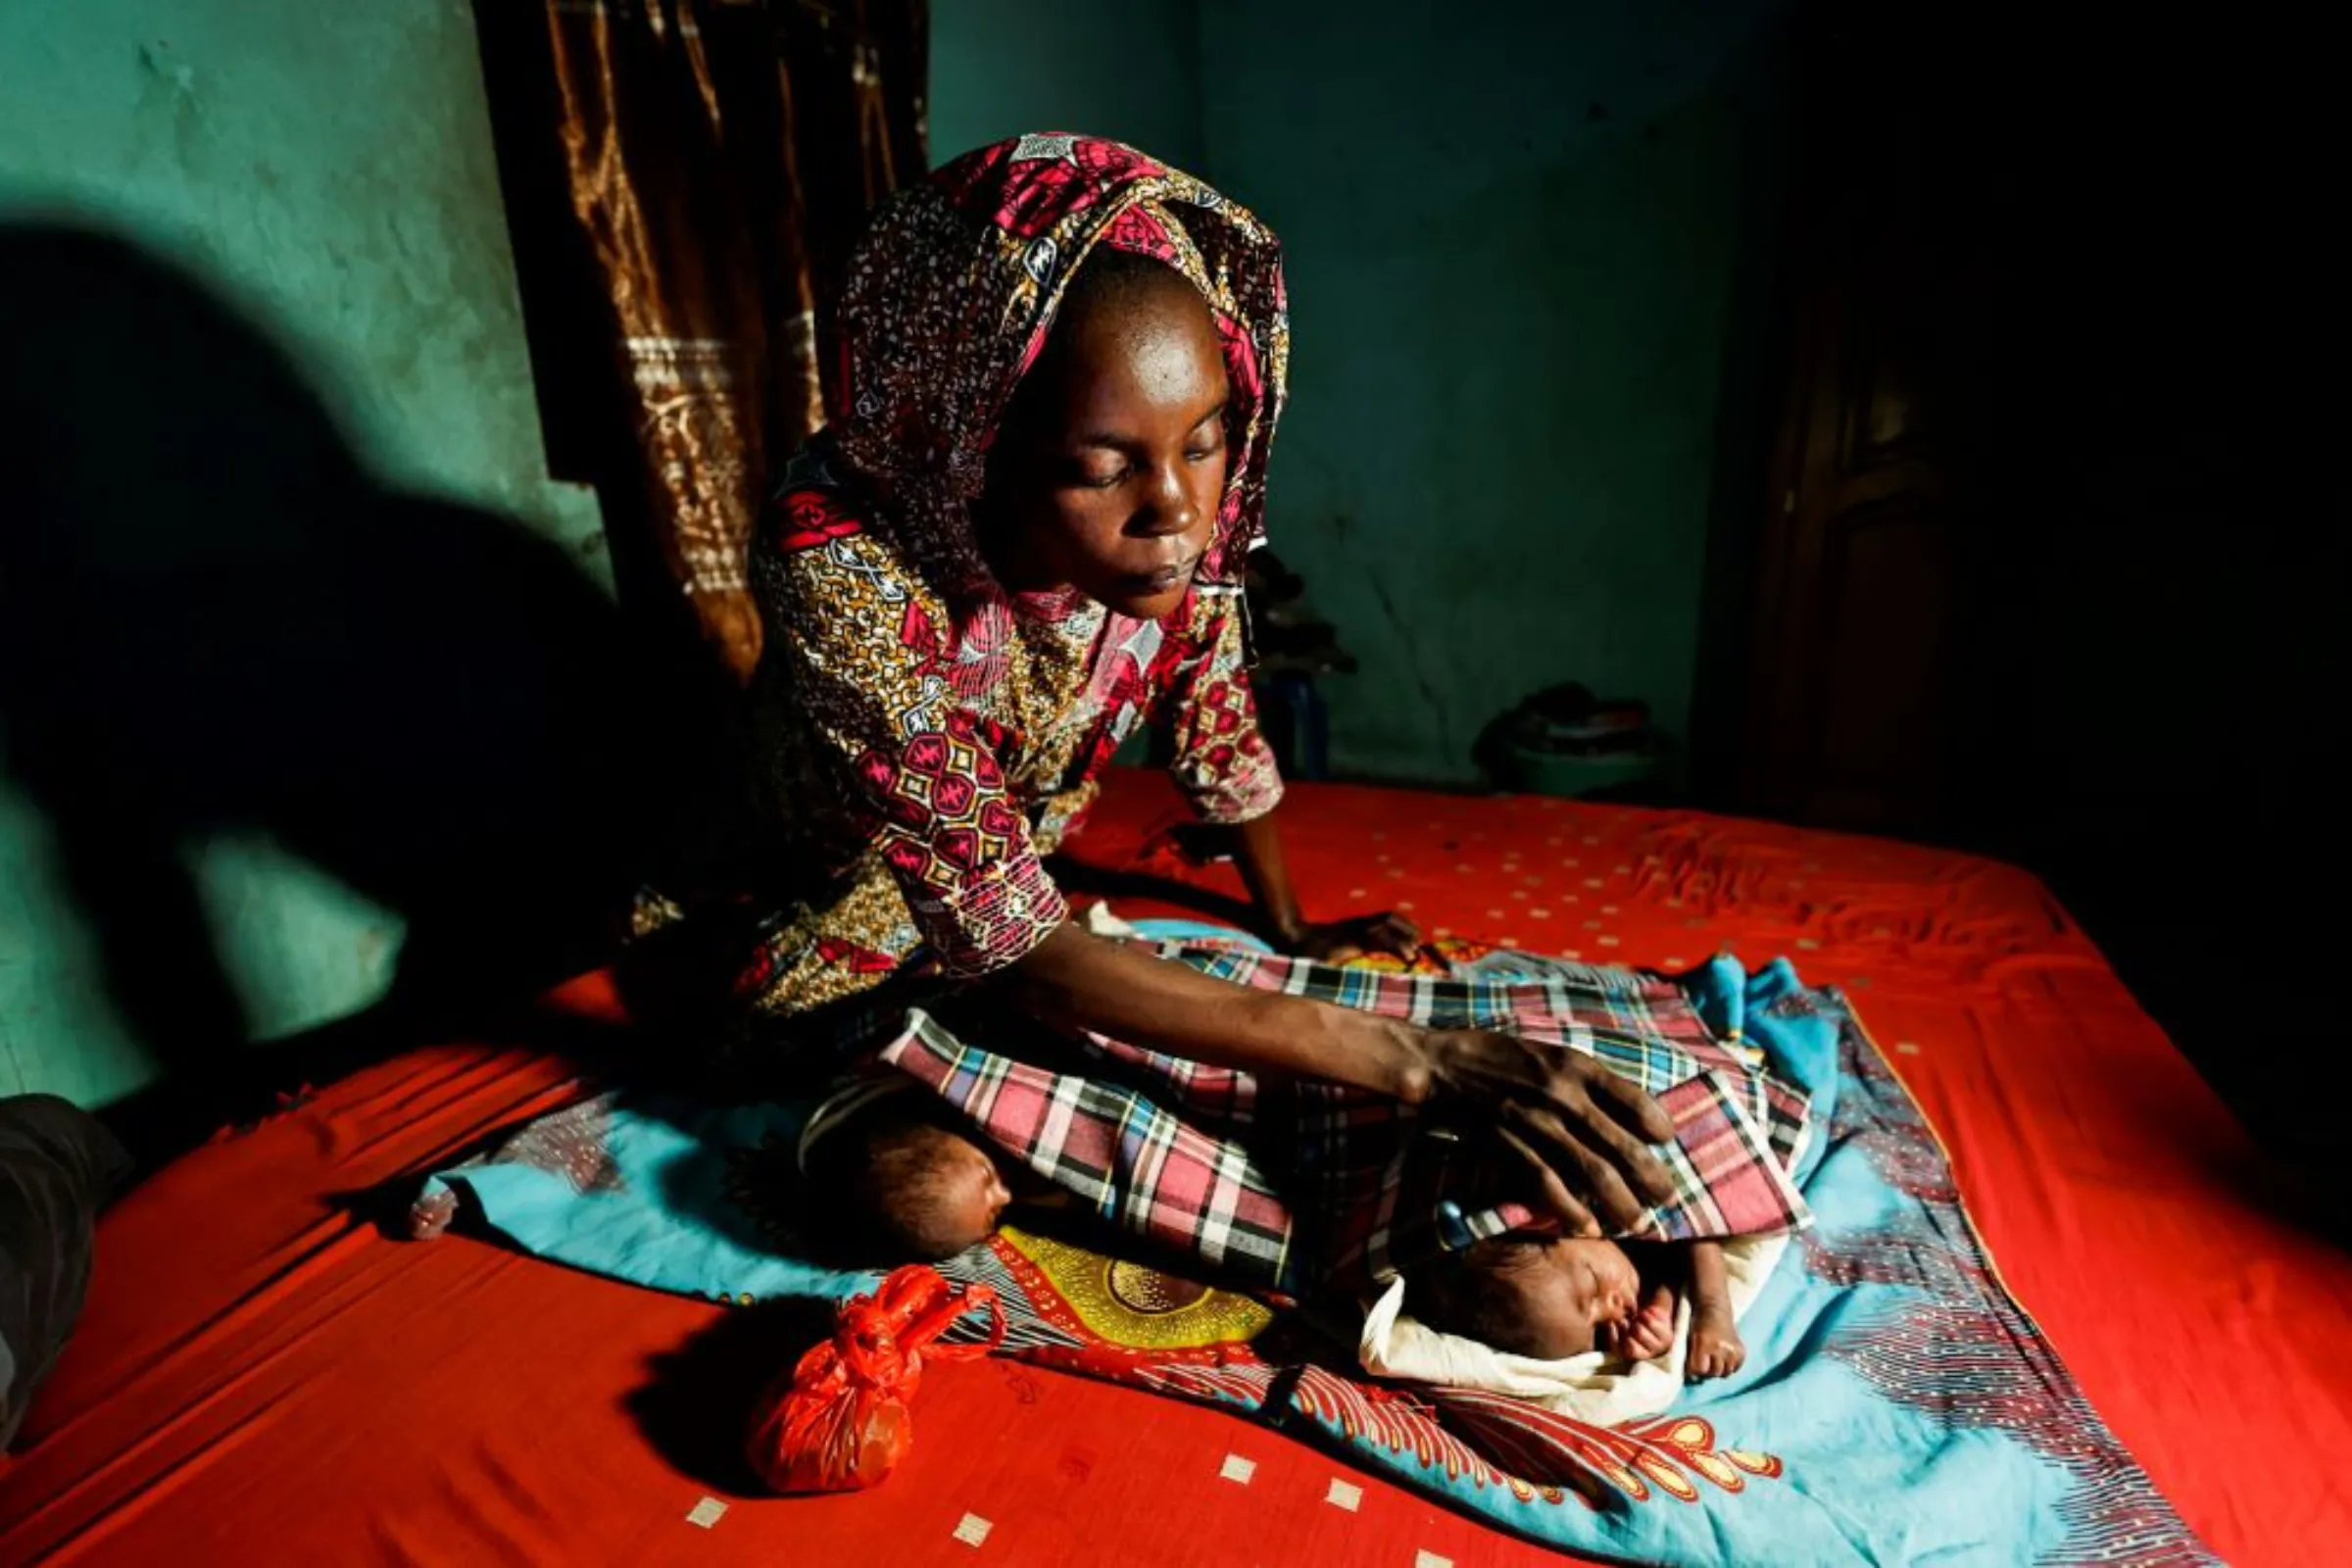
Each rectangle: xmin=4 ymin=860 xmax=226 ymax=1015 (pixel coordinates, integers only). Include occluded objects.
xmin=697 ymin=133 xmax=1674 ymax=1243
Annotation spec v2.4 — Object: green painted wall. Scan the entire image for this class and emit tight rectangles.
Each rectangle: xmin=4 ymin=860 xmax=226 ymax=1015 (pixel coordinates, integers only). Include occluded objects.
xmin=1196 ymin=0 xmax=1789 ymax=784
xmin=0 ymin=0 xmax=608 ymax=1106
xmin=929 ymin=0 xmax=1203 ymax=172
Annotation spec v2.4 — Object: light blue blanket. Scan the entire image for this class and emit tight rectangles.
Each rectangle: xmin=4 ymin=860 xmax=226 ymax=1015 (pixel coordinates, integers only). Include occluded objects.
xmin=411 ymin=928 xmax=2207 ymax=1565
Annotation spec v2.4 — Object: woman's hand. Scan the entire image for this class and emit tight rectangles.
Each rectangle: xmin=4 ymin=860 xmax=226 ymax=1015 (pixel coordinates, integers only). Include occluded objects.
xmin=1288 ymin=911 xmax=1421 ymax=964
xmin=1006 ymin=928 xmax=1677 ymax=1238
xmin=1415 ymin=1029 xmax=1679 ymax=1236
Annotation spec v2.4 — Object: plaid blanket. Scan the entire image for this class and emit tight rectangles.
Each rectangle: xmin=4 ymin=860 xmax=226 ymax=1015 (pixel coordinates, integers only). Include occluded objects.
xmin=871 ymin=945 xmax=1812 ymax=1295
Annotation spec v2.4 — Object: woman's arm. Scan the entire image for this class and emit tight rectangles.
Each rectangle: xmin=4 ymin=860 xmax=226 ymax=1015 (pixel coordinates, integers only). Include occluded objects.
xmin=1004 ymin=920 xmax=1425 ymax=1095
xmin=1154 ymin=593 xmax=1411 ymax=960
xmin=1226 ymin=808 xmax=1420 ymax=961
xmin=1228 ymin=807 xmax=1308 ymax=947
xmin=999 ymin=920 xmax=1679 ymax=1233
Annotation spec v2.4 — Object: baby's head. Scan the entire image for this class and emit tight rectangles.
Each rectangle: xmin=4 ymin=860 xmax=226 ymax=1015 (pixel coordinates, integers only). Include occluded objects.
xmin=1413 ymin=1235 xmax=1642 ymax=1360
xmin=981 ymin=245 xmax=1230 ymax=621
xmin=803 ymin=1100 xmax=1013 ymax=1267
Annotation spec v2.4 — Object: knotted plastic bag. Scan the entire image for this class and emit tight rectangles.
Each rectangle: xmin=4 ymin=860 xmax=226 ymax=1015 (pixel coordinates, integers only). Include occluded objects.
xmin=746 ymin=1264 xmax=1005 ymax=1493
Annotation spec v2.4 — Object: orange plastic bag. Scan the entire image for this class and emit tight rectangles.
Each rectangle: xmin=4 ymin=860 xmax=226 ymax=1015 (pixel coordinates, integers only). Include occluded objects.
xmin=746 ymin=1264 xmax=1006 ymax=1494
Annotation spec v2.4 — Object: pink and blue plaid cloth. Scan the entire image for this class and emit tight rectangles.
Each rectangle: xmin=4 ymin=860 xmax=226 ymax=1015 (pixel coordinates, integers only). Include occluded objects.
xmin=871 ymin=944 xmax=1813 ymax=1295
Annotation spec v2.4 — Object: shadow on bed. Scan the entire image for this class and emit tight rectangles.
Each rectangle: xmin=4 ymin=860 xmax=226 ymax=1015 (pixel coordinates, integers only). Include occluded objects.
xmin=0 ymin=222 xmax=690 ymax=1163
xmin=1045 ymin=851 xmax=1258 ymax=931
xmin=626 ymin=1296 xmax=835 ymax=1496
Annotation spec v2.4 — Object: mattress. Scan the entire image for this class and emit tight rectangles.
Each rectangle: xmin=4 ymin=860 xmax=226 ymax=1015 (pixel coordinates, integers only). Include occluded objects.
xmin=2 ymin=770 xmax=2343 ymax=1565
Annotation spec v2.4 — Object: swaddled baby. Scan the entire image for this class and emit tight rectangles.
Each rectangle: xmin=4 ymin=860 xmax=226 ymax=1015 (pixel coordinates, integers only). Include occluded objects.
xmin=797 ymin=1079 xmax=1744 ymax=1380
xmin=1408 ymin=1231 xmax=1745 ymax=1380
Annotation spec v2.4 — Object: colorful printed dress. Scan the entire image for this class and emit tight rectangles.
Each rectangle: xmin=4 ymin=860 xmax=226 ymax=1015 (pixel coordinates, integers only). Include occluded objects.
xmin=697 ymin=133 xmax=1294 ymax=1019
xmin=731 ymin=442 xmax=1282 ymax=1013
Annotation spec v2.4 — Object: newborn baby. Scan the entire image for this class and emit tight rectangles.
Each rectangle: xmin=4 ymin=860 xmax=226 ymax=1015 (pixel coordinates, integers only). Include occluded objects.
xmin=1410 ymin=1232 xmax=1746 ymax=1380
xmin=800 ymin=1080 xmax=1743 ymax=1379
xmin=798 ymin=1079 xmax=1028 ymax=1266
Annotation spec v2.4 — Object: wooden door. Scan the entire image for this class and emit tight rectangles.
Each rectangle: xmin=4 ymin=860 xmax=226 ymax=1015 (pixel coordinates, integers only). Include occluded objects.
xmin=1736 ymin=11 xmax=1994 ymax=835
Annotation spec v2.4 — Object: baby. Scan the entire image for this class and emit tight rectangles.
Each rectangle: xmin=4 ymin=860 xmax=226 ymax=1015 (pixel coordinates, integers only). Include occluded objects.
xmin=1409 ymin=1232 xmax=1745 ymax=1379
xmin=797 ymin=1079 xmax=1029 ymax=1265
xmin=800 ymin=1082 xmax=1744 ymax=1379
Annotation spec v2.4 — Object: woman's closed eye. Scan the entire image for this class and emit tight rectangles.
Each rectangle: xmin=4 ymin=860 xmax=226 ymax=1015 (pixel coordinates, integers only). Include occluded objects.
xmin=1185 ymin=407 xmax=1229 ymax=465
xmin=1067 ymin=450 xmax=1215 ymax=488
xmin=1068 ymin=459 xmax=1129 ymax=490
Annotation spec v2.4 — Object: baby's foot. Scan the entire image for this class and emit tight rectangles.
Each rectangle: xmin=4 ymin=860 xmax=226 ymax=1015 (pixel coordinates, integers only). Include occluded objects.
xmin=1686 ymin=1305 xmax=1745 ymax=1381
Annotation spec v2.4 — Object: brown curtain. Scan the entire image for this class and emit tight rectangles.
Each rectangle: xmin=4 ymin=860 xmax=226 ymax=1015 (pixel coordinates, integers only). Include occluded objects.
xmin=473 ymin=0 xmax=927 ymax=683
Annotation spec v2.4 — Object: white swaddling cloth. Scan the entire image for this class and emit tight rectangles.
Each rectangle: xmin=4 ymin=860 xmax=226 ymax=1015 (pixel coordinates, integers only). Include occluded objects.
xmin=1358 ymin=1233 xmax=1787 ymax=1427
xmin=1080 ymin=902 xmax=1143 ymax=939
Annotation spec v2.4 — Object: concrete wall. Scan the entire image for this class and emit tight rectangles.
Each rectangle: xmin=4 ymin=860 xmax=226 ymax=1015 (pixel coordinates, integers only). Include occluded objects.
xmin=0 ymin=0 xmax=609 ymax=1106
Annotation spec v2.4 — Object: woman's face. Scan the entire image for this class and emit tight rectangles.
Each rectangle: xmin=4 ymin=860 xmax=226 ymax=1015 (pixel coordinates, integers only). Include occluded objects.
xmin=982 ymin=271 xmax=1231 ymax=620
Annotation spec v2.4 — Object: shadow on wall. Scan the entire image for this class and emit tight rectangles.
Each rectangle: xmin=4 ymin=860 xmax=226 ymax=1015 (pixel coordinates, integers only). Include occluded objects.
xmin=0 ymin=223 xmax=664 ymax=1150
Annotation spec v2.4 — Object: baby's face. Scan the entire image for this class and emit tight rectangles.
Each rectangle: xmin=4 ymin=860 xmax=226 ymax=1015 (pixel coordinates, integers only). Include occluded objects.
xmin=1485 ymin=1237 xmax=1642 ymax=1359
xmin=1549 ymin=1237 xmax=1642 ymax=1329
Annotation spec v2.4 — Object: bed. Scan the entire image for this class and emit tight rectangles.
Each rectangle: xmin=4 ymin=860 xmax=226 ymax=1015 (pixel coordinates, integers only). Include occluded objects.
xmin=3 ymin=770 xmax=2344 ymax=1565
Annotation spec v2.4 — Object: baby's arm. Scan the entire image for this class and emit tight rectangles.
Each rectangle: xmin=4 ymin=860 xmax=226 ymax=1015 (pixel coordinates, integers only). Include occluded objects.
xmin=1685 ymin=1241 xmax=1745 ymax=1381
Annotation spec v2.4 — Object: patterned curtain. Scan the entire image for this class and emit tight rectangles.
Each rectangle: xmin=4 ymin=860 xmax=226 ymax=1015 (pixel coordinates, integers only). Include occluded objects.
xmin=474 ymin=0 xmax=927 ymax=683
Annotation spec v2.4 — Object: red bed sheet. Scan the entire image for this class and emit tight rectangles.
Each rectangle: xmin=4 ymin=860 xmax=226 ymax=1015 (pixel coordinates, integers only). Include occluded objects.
xmin=2 ymin=772 xmax=2344 ymax=1566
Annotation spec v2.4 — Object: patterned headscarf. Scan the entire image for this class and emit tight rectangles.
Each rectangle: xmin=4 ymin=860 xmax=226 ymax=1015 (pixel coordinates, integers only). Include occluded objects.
xmin=826 ymin=133 xmax=1290 ymax=602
